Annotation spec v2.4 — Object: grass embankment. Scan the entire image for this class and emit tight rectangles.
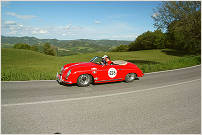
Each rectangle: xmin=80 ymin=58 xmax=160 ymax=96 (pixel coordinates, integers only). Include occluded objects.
xmin=1 ymin=48 xmax=200 ymax=81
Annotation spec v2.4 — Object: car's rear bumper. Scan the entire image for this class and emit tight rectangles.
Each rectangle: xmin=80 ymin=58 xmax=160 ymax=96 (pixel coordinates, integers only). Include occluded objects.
xmin=56 ymin=72 xmax=72 ymax=84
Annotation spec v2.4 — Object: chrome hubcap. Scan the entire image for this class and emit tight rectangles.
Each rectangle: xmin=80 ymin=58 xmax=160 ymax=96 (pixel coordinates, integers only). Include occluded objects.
xmin=80 ymin=75 xmax=90 ymax=85
xmin=128 ymin=73 xmax=135 ymax=81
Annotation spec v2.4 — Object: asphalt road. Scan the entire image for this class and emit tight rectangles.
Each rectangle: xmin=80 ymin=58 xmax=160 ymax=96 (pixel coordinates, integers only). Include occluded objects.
xmin=1 ymin=65 xmax=201 ymax=134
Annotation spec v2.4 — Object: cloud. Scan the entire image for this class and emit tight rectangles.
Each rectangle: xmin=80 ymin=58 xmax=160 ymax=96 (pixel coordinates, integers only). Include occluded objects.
xmin=19 ymin=24 xmax=23 ymax=27
xmin=94 ymin=20 xmax=101 ymax=24
xmin=6 ymin=12 xmax=36 ymax=19
xmin=39 ymin=29 xmax=48 ymax=34
xmin=66 ymin=24 xmax=72 ymax=30
xmin=2 ymin=22 xmax=137 ymax=40
xmin=6 ymin=31 xmax=17 ymax=35
xmin=2 ymin=21 xmax=49 ymax=36
xmin=4 ymin=21 xmax=17 ymax=25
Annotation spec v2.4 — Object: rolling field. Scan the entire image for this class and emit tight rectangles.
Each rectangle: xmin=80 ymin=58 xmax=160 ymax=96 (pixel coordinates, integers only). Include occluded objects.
xmin=1 ymin=48 xmax=201 ymax=81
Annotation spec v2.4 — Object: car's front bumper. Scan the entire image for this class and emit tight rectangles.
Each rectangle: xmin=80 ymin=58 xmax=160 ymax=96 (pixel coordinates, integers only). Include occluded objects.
xmin=56 ymin=72 xmax=72 ymax=84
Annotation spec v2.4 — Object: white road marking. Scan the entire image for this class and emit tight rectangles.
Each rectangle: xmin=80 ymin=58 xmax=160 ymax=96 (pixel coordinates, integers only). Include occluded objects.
xmin=145 ymin=64 xmax=201 ymax=75
xmin=2 ymin=65 xmax=200 ymax=82
xmin=2 ymin=78 xmax=200 ymax=107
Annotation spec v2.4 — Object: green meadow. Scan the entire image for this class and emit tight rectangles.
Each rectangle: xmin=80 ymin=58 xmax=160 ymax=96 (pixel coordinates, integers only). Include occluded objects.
xmin=1 ymin=48 xmax=200 ymax=81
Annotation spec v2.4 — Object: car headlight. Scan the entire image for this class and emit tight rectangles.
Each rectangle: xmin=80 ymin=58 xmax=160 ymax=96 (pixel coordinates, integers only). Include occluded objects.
xmin=66 ymin=70 xmax=71 ymax=79
xmin=60 ymin=66 xmax=64 ymax=74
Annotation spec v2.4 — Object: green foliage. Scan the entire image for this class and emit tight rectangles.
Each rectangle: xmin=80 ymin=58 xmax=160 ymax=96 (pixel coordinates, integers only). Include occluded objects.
xmin=111 ymin=45 xmax=129 ymax=52
xmin=43 ymin=43 xmax=57 ymax=56
xmin=152 ymin=1 xmax=201 ymax=29
xmin=13 ymin=43 xmax=40 ymax=53
xmin=166 ymin=11 xmax=201 ymax=54
xmin=30 ymin=45 xmax=39 ymax=51
xmin=153 ymin=1 xmax=201 ymax=54
xmin=13 ymin=43 xmax=31 ymax=50
xmin=128 ymin=30 xmax=165 ymax=51
xmin=1 ymin=48 xmax=200 ymax=81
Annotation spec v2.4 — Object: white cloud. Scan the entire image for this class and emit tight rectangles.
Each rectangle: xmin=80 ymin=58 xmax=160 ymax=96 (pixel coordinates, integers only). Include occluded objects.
xmin=6 ymin=12 xmax=36 ymax=19
xmin=4 ymin=21 xmax=16 ymax=25
xmin=66 ymin=24 xmax=72 ymax=30
xmin=19 ymin=24 xmax=23 ymax=27
xmin=6 ymin=31 xmax=17 ymax=35
xmin=32 ymin=31 xmax=38 ymax=34
xmin=39 ymin=29 xmax=48 ymax=34
xmin=94 ymin=20 xmax=101 ymax=24
xmin=2 ymin=22 xmax=137 ymax=40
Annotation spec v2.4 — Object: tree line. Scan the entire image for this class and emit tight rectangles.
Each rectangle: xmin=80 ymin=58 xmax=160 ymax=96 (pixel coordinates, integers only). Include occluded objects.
xmin=111 ymin=1 xmax=201 ymax=54
xmin=13 ymin=43 xmax=57 ymax=56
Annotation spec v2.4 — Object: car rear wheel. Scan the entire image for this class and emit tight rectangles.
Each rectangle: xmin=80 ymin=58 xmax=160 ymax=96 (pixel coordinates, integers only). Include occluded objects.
xmin=125 ymin=73 xmax=136 ymax=83
xmin=77 ymin=74 xmax=92 ymax=87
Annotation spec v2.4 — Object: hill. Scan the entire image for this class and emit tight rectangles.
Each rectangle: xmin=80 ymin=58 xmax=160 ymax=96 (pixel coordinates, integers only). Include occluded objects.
xmin=1 ymin=36 xmax=132 ymax=56
xmin=2 ymin=48 xmax=200 ymax=81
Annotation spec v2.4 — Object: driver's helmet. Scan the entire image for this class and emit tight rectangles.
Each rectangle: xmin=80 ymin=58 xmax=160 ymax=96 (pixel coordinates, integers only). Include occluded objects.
xmin=102 ymin=55 xmax=108 ymax=59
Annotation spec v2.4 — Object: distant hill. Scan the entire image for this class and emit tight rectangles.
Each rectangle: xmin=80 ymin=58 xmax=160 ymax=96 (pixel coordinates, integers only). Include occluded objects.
xmin=1 ymin=36 xmax=131 ymax=47
xmin=1 ymin=36 xmax=132 ymax=56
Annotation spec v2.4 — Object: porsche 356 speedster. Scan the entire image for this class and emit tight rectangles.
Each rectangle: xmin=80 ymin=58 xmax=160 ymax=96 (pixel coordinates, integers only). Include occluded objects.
xmin=56 ymin=56 xmax=144 ymax=87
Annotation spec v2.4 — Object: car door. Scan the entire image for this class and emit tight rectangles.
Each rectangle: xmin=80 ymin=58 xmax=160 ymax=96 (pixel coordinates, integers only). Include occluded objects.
xmin=97 ymin=64 xmax=122 ymax=82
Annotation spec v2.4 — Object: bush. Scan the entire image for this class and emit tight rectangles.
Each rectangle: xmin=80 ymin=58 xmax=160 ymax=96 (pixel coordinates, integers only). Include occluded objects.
xmin=30 ymin=45 xmax=39 ymax=51
xmin=13 ymin=43 xmax=31 ymax=50
xmin=111 ymin=45 xmax=129 ymax=52
xmin=43 ymin=43 xmax=57 ymax=56
xmin=128 ymin=30 xmax=166 ymax=51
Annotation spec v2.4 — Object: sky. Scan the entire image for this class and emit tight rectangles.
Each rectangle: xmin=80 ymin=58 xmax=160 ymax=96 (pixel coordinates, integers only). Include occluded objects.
xmin=1 ymin=1 xmax=162 ymax=41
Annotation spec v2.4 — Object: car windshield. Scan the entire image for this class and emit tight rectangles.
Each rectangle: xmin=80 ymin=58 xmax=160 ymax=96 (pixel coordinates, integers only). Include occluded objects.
xmin=90 ymin=57 xmax=103 ymax=65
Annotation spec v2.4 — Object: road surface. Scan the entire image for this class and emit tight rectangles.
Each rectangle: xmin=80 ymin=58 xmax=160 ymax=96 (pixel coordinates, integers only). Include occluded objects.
xmin=1 ymin=65 xmax=201 ymax=134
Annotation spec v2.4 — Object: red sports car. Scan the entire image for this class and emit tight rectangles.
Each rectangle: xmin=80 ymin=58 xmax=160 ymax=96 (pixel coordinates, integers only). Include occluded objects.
xmin=56 ymin=56 xmax=144 ymax=87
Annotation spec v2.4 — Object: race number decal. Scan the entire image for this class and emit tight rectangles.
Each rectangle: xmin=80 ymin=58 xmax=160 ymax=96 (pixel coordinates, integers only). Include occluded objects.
xmin=108 ymin=68 xmax=117 ymax=78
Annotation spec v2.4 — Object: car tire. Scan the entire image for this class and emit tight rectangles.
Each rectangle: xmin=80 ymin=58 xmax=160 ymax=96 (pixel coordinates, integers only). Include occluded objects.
xmin=56 ymin=80 xmax=63 ymax=85
xmin=77 ymin=74 xmax=92 ymax=87
xmin=125 ymin=73 xmax=136 ymax=83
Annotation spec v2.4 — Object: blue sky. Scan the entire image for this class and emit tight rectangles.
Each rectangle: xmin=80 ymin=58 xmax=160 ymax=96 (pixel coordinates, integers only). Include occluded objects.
xmin=1 ymin=1 xmax=161 ymax=41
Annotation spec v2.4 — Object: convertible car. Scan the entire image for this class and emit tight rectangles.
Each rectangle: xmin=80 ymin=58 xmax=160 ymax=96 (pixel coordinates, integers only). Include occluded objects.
xmin=56 ymin=56 xmax=144 ymax=87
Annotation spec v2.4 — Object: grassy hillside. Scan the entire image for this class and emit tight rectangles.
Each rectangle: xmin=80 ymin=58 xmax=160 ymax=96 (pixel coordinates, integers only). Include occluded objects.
xmin=1 ymin=48 xmax=200 ymax=81
xmin=1 ymin=36 xmax=132 ymax=56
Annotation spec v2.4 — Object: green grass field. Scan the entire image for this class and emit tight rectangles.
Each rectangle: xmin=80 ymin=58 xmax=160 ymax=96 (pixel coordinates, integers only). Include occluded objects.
xmin=1 ymin=48 xmax=201 ymax=81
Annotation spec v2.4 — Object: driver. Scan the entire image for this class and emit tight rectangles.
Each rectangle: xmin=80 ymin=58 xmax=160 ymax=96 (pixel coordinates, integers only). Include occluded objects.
xmin=102 ymin=55 xmax=112 ymax=65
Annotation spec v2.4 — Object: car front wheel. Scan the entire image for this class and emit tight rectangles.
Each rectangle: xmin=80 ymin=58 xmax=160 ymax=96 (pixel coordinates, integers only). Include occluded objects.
xmin=77 ymin=74 xmax=92 ymax=87
xmin=125 ymin=73 xmax=136 ymax=83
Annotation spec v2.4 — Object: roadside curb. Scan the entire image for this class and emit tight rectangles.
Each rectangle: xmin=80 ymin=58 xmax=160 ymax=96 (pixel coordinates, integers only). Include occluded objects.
xmin=2 ymin=64 xmax=201 ymax=82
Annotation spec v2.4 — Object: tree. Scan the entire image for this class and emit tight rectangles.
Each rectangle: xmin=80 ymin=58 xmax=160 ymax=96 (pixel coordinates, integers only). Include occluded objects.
xmin=43 ymin=43 xmax=57 ymax=56
xmin=152 ymin=1 xmax=201 ymax=30
xmin=152 ymin=1 xmax=201 ymax=54
xmin=128 ymin=30 xmax=165 ymax=51
xmin=111 ymin=45 xmax=129 ymax=52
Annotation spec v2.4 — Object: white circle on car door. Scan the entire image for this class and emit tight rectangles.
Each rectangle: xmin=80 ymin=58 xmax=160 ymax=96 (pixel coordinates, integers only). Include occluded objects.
xmin=108 ymin=68 xmax=117 ymax=78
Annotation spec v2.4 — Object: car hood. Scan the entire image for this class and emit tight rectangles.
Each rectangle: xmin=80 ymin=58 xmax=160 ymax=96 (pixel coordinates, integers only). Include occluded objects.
xmin=66 ymin=62 xmax=95 ymax=69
